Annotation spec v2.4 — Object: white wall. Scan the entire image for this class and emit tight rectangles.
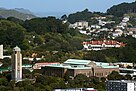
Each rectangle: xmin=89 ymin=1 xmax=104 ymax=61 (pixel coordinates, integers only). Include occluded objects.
xmin=127 ymin=83 xmax=134 ymax=91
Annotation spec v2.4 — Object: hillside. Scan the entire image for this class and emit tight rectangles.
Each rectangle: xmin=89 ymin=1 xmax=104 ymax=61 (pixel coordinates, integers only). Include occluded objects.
xmin=66 ymin=9 xmax=104 ymax=24
xmin=14 ymin=8 xmax=34 ymax=15
xmin=0 ymin=8 xmax=36 ymax=20
xmin=107 ymin=1 xmax=136 ymax=17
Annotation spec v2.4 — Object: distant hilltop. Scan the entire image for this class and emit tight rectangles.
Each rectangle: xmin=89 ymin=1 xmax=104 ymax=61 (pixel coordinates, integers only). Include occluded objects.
xmin=107 ymin=1 xmax=136 ymax=17
xmin=14 ymin=8 xmax=34 ymax=15
xmin=0 ymin=8 xmax=36 ymax=20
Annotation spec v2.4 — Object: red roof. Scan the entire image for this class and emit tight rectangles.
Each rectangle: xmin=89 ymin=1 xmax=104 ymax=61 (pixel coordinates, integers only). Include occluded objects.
xmin=35 ymin=62 xmax=60 ymax=66
xmin=82 ymin=40 xmax=126 ymax=46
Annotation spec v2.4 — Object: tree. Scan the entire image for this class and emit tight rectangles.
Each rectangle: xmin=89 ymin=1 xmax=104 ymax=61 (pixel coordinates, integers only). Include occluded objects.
xmin=23 ymin=18 xmax=47 ymax=35
xmin=125 ymin=74 xmax=132 ymax=80
xmin=0 ymin=86 xmax=10 ymax=91
xmin=24 ymin=85 xmax=35 ymax=91
xmin=107 ymin=2 xmax=136 ymax=17
xmin=105 ymin=56 xmax=117 ymax=63
xmin=7 ymin=17 xmax=24 ymax=25
xmin=0 ymin=20 xmax=25 ymax=48
xmin=90 ymin=77 xmax=99 ymax=85
xmin=67 ymin=9 xmax=93 ymax=23
xmin=101 ymin=77 xmax=106 ymax=82
xmin=74 ymin=74 xmax=89 ymax=87
xmin=23 ymin=17 xmax=68 ymax=34
xmin=0 ymin=78 xmax=8 ymax=86
xmin=107 ymin=71 xmax=124 ymax=80
xmin=61 ymin=14 xmax=67 ymax=20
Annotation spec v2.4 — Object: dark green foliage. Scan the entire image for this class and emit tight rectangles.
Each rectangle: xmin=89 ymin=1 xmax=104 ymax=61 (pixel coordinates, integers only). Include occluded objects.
xmin=0 ymin=58 xmax=11 ymax=68
xmin=107 ymin=71 xmax=124 ymax=80
xmin=23 ymin=17 xmax=69 ymax=34
xmin=0 ymin=86 xmax=11 ymax=91
xmin=0 ymin=16 xmax=86 ymax=52
xmin=33 ymin=31 xmax=85 ymax=52
xmin=0 ymin=78 xmax=8 ymax=86
xmin=7 ymin=17 xmax=24 ymax=25
xmin=0 ymin=72 xmax=134 ymax=91
xmin=101 ymin=77 xmax=106 ymax=82
xmin=74 ymin=74 xmax=90 ymax=87
xmin=107 ymin=2 xmax=136 ymax=17
xmin=67 ymin=9 xmax=93 ymax=23
xmin=61 ymin=14 xmax=67 ymax=20
xmin=0 ymin=20 xmax=25 ymax=48
xmin=23 ymin=18 xmax=48 ymax=34
xmin=125 ymin=74 xmax=132 ymax=80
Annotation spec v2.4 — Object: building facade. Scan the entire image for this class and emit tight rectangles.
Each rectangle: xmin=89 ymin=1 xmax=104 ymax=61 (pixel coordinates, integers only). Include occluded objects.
xmin=106 ymin=80 xmax=136 ymax=91
xmin=11 ymin=46 xmax=22 ymax=82
xmin=42 ymin=59 xmax=119 ymax=78
xmin=54 ymin=88 xmax=97 ymax=91
xmin=82 ymin=40 xmax=126 ymax=51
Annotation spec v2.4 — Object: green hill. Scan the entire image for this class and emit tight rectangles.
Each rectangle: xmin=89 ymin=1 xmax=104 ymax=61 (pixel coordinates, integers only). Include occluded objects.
xmin=0 ymin=8 xmax=36 ymax=20
xmin=107 ymin=1 xmax=136 ymax=17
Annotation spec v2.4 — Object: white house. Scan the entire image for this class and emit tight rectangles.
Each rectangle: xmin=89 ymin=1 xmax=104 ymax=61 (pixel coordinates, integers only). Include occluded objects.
xmin=69 ymin=21 xmax=89 ymax=29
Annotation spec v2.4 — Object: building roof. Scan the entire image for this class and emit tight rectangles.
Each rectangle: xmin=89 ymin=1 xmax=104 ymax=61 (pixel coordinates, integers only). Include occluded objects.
xmin=82 ymin=40 xmax=126 ymax=46
xmin=44 ymin=59 xmax=119 ymax=69
xmin=107 ymin=80 xmax=136 ymax=83
xmin=22 ymin=64 xmax=32 ymax=67
xmin=13 ymin=46 xmax=21 ymax=51
xmin=95 ymin=62 xmax=119 ymax=68
xmin=0 ymin=67 xmax=11 ymax=72
xmin=102 ymin=65 xmax=119 ymax=68
xmin=45 ymin=64 xmax=92 ymax=70
xmin=35 ymin=62 xmax=60 ymax=66
xmin=64 ymin=59 xmax=91 ymax=65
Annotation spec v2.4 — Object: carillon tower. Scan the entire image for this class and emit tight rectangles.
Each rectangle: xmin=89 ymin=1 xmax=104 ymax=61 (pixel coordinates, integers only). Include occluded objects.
xmin=11 ymin=46 xmax=22 ymax=82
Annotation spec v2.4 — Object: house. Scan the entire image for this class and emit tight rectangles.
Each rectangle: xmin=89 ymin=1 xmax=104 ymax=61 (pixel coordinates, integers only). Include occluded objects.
xmin=114 ymin=62 xmax=133 ymax=68
xmin=132 ymin=34 xmax=136 ymax=38
xmin=69 ymin=21 xmax=89 ymax=29
xmin=91 ymin=16 xmax=106 ymax=20
xmin=82 ymin=40 xmax=126 ymax=51
xmin=122 ymin=16 xmax=130 ymax=23
xmin=127 ymin=27 xmax=136 ymax=32
xmin=79 ymin=30 xmax=87 ymax=35
xmin=112 ymin=28 xmax=123 ymax=37
xmin=91 ymin=25 xmax=101 ymax=29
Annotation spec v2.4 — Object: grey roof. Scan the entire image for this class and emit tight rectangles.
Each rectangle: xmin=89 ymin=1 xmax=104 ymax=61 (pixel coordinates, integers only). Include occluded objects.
xmin=107 ymin=80 xmax=136 ymax=83
xmin=64 ymin=59 xmax=91 ymax=65
xmin=13 ymin=46 xmax=21 ymax=51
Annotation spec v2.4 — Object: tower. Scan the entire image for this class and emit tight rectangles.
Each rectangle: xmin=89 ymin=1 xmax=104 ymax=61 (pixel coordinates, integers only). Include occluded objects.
xmin=11 ymin=46 xmax=22 ymax=82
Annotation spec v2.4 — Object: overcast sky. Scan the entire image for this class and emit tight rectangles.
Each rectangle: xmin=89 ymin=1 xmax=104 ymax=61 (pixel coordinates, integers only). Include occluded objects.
xmin=0 ymin=0 xmax=134 ymax=13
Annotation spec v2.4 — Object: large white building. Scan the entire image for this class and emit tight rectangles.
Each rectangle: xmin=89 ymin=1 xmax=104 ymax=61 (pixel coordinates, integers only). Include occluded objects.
xmin=11 ymin=46 xmax=22 ymax=82
xmin=82 ymin=40 xmax=126 ymax=51
xmin=106 ymin=80 xmax=136 ymax=91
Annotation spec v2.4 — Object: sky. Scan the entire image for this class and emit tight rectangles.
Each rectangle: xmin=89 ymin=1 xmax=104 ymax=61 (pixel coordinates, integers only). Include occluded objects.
xmin=0 ymin=0 xmax=135 ymax=16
